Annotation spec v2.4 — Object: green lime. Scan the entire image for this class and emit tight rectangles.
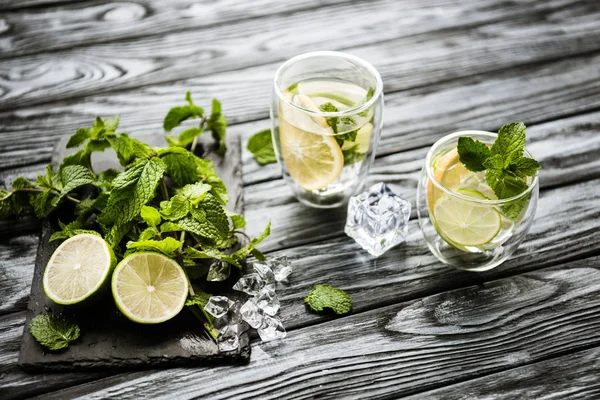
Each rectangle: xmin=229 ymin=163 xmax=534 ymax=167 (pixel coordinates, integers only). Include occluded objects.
xmin=432 ymin=190 xmax=501 ymax=247
xmin=43 ymin=234 xmax=116 ymax=305
xmin=111 ymin=252 xmax=188 ymax=324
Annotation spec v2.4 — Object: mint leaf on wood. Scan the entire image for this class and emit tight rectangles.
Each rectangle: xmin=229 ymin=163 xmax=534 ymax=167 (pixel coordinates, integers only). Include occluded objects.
xmin=59 ymin=165 xmax=95 ymax=198
xmin=29 ymin=314 xmax=80 ymax=351
xmin=457 ymin=136 xmax=490 ymax=172
xmin=247 ymin=129 xmax=276 ymax=165
xmin=304 ymin=284 xmax=352 ymax=315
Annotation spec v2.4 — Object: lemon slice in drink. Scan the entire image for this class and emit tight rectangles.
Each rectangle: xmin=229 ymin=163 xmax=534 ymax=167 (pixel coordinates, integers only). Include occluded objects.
xmin=279 ymin=117 xmax=344 ymax=191
xmin=43 ymin=234 xmax=116 ymax=305
xmin=111 ymin=252 xmax=188 ymax=324
xmin=433 ymin=189 xmax=501 ymax=247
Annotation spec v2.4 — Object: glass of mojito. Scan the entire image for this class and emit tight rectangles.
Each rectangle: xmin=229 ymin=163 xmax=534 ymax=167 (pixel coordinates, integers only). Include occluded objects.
xmin=417 ymin=127 xmax=540 ymax=271
xmin=271 ymin=51 xmax=384 ymax=208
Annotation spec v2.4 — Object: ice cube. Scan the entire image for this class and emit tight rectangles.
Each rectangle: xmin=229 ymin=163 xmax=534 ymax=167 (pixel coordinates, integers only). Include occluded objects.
xmin=232 ymin=273 xmax=263 ymax=296
xmin=217 ymin=324 xmax=239 ymax=352
xmin=240 ymin=298 xmax=265 ymax=329
xmin=257 ymin=315 xmax=286 ymax=342
xmin=253 ymin=261 xmax=275 ymax=284
xmin=344 ymin=182 xmax=411 ymax=257
xmin=255 ymin=286 xmax=280 ymax=316
xmin=203 ymin=296 xmax=234 ymax=319
xmin=207 ymin=260 xmax=231 ymax=282
xmin=269 ymin=257 xmax=293 ymax=282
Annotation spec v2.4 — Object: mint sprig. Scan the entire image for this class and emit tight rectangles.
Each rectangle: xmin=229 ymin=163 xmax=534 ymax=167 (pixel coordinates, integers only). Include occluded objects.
xmin=457 ymin=122 xmax=541 ymax=219
xmin=304 ymin=284 xmax=352 ymax=315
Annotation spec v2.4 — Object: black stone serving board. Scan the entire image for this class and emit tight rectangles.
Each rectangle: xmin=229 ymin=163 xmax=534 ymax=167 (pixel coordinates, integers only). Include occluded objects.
xmin=19 ymin=133 xmax=250 ymax=371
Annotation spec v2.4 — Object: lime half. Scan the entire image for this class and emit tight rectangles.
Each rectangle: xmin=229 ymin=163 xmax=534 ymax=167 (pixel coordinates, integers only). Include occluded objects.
xmin=433 ymin=190 xmax=501 ymax=247
xmin=111 ymin=252 xmax=188 ymax=324
xmin=43 ymin=234 xmax=116 ymax=305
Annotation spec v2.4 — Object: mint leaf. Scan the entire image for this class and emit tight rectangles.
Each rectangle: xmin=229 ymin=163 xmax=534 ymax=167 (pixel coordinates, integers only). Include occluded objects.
xmin=160 ymin=148 xmax=201 ymax=187
xmin=49 ymin=220 xmax=101 ymax=242
xmin=160 ymin=195 xmax=190 ymax=221
xmin=501 ymin=197 xmax=529 ymax=220
xmin=491 ymin=122 xmax=526 ymax=167
xmin=179 ymin=128 xmax=204 ymax=147
xmin=140 ymin=205 xmax=161 ymax=227
xmin=510 ymin=157 xmax=541 ymax=177
xmin=163 ymin=106 xmax=203 ymax=131
xmin=29 ymin=314 xmax=80 ymax=351
xmin=105 ymin=221 xmax=135 ymax=248
xmin=304 ymin=284 xmax=352 ymax=315
xmin=67 ymin=128 xmax=92 ymax=148
xmin=207 ymin=99 xmax=227 ymax=155
xmin=104 ymin=115 xmax=120 ymax=131
xmin=485 ymin=169 xmax=528 ymax=199
xmin=126 ymin=237 xmax=182 ymax=258
xmin=342 ymin=145 xmax=365 ymax=165
xmin=319 ymin=102 xmax=339 ymax=133
xmin=482 ymin=153 xmax=504 ymax=170
xmin=36 ymin=165 xmax=61 ymax=192
xmin=100 ymin=157 xmax=166 ymax=225
xmin=247 ymin=129 xmax=276 ymax=165
xmin=107 ymin=133 xmax=151 ymax=166
xmin=30 ymin=191 xmax=58 ymax=218
xmin=185 ymin=246 xmax=241 ymax=269
xmin=194 ymin=193 xmax=229 ymax=239
xmin=181 ymin=182 xmax=211 ymax=206
xmin=60 ymin=165 xmax=95 ymax=197
xmin=226 ymin=209 xmax=246 ymax=229
xmin=138 ymin=227 xmax=159 ymax=241
xmin=160 ymin=217 xmax=216 ymax=241
xmin=205 ymin=174 xmax=228 ymax=205
xmin=60 ymin=150 xmax=92 ymax=171
xmin=457 ymin=137 xmax=491 ymax=172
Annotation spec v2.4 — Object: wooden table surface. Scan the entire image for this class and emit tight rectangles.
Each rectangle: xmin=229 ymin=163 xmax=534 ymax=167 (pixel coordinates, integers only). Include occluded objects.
xmin=1 ymin=0 xmax=600 ymax=399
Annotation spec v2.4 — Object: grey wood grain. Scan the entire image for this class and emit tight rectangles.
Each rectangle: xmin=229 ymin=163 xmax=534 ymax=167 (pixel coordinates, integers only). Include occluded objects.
xmin=3 ymin=33 xmax=600 ymax=173
xmin=404 ymin=347 xmax=600 ymax=400
xmin=0 ymin=0 xmax=353 ymax=57
xmin=24 ymin=258 xmax=600 ymax=400
xmin=0 ymin=0 xmax=85 ymax=11
xmin=0 ymin=0 xmax=586 ymax=110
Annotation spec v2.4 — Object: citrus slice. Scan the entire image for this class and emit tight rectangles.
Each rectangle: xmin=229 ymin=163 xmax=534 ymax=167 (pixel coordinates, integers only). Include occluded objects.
xmin=43 ymin=234 xmax=116 ymax=305
xmin=279 ymin=117 xmax=344 ymax=191
xmin=433 ymin=190 xmax=501 ymax=247
xmin=342 ymin=122 xmax=373 ymax=153
xmin=111 ymin=252 xmax=188 ymax=324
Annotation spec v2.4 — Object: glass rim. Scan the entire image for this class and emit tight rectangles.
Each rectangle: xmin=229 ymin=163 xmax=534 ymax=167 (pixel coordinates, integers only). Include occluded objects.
xmin=425 ymin=130 xmax=539 ymax=205
xmin=273 ymin=51 xmax=383 ymax=118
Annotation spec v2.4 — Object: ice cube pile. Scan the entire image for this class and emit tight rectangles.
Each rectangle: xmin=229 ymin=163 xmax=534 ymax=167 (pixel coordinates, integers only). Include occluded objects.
xmin=344 ymin=182 xmax=411 ymax=257
xmin=204 ymin=257 xmax=293 ymax=351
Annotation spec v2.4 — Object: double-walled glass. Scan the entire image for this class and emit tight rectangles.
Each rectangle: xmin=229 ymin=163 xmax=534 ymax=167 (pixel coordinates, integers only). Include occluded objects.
xmin=271 ymin=51 xmax=384 ymax=208
xmin=417 ymin=131 xmax=539 ymax=271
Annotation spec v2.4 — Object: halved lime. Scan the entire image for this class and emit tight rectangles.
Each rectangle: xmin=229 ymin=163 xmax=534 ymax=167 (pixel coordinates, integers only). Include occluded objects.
xmin=43 ymin=234 xmax=116 ymax=305
xmin=433 ymin=190 xmax=501 ymax=247
xmin=111 ymin=252 xmax=188 ymax=324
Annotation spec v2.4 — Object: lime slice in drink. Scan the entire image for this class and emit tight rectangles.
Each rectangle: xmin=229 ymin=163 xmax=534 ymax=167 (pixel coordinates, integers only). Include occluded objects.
xmin=433 ymin=189 xmax=501 ymax=247
xmin=43 ymin=234 xmax=116 ymax=305
xmin=279 ymin=117 xmax=344 ymax=191
xmin=111 ymin=252 xmax=188 ymax=324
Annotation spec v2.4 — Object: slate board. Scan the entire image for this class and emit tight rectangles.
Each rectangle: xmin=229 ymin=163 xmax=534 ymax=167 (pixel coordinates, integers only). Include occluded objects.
xmin=18 ymin=133 xmax=250 ymax=371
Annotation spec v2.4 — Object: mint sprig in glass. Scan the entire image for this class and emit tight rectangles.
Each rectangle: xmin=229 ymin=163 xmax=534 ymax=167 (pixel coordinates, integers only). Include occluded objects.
xmin=416 ymin=123 xmax=540 ymax=271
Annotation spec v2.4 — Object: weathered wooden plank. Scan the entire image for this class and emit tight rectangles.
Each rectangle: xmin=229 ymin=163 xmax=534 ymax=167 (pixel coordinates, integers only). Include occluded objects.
xmin=0 ymin=0 xmax=352 ymax=57
xmin=0 ymin=0 xmax=588 ymax=110
xmin=404 ymin=347 xmax=600 ymax=400
xmin=0 ymin=0 xmax=85 ymax=12
xmin=0 ymin=312 xmax=106 ymax=400
xmin=3 ymin=32 xmax=600 ymax=173
xmin=0 ymin=235 xmax=38 ymax=316
xmin=28 ymin=259 xmax=600 ymax=399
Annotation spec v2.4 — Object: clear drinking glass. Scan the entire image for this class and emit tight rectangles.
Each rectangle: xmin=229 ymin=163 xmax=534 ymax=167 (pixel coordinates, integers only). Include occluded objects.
xmin=271 ymin=51 xmax=384 ymax=208
xmin=417 ymin=131 xmax=539 ymax=271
